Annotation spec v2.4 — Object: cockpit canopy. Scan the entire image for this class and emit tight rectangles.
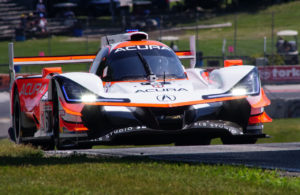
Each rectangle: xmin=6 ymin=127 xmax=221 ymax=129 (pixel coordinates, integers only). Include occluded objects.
xmin=98 ymin=44 xmax=186 ymax=81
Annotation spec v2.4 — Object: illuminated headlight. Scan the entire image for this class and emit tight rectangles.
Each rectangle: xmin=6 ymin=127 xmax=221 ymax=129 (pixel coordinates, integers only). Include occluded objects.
xmin=231 ymin=88 xmax=247 ymax=96
xmin=61 ymin=80 xmax=98 ymax=103
xmin=59 ymin=78 xmax=130 ymax=103
xmin=81 ymin=94 xmax=97 ymax=102
xmin=230 ymin=68 xmax=260 ymax=96
xmin=203 ymin=68 xmax=260 ymax=99
xmin=103 ymin=106 xmax=134 ymax=112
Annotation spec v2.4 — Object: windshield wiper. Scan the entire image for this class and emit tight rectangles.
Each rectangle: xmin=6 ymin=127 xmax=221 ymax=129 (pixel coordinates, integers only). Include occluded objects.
xmin=136 ymin=52 xmax=156 ymax=82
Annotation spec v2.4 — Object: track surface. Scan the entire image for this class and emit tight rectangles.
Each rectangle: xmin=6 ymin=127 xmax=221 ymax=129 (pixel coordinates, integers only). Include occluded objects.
xmin=1 ymin=89 xmax=300 ymax=173
xmin=0 ymin=91 xmax=10 ymax=138
xmin=47 ymin=143 xmax=300 ymax=173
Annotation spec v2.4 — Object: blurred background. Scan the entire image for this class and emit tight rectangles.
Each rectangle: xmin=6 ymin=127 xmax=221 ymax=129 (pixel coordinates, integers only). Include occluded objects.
xmin=0 ymin=0 xmax=299 ymax=68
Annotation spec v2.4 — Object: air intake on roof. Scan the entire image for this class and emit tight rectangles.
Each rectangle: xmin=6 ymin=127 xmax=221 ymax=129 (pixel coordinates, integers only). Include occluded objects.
xmin=101 ymin=32 xmax=149 ymax=48
xmin=130 ymin=32 xmax=148 ymax=41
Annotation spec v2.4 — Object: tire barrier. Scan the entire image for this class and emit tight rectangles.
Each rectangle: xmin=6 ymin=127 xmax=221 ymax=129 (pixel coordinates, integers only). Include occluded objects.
xmin=265 ymin=97 xmax=300 ymax=118
xmin=0 ymin=74 xmax=9 ymax=91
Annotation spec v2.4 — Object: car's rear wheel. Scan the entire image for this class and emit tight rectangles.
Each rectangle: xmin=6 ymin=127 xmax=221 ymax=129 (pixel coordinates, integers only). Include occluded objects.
xmin=52 ymin=83 xmax=93 ymax=150
xmin=52 ymin=83 xmax=62 ymax=150
xmin=12 ymin=89 xmax=22 ymax=144
xmin=221 ymin=137 xmax=257 ymax=144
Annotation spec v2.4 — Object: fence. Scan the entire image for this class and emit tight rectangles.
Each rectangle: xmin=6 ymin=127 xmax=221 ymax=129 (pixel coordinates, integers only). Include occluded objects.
xmin=0 ymin=9 xmax=299 ymax=70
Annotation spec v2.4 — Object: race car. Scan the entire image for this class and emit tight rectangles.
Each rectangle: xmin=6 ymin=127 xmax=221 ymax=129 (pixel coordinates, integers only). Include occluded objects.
xmin=8 ymin=31 xmax=272 ymax=150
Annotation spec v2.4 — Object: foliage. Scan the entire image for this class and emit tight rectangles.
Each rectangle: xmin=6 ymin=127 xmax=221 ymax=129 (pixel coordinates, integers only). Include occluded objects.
xmin=268 ymin=54 xmax=285 ymax=65
xmin=1 ymin=118 xmax=300 ymax=193
xmin=1 ymin=1 xmax=300 ymax=71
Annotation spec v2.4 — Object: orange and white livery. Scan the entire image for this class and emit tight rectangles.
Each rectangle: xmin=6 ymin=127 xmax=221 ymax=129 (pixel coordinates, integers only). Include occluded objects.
xmin=8 ymin=31 xmax=271 ymax=149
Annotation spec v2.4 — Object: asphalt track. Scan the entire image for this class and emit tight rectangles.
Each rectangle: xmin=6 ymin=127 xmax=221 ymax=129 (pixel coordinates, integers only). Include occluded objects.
xmin=47 ymin=143 xmax=300 ymax=173
xmin=0 ymin=91 xmax=10 ymax=138
xmin=1 ymin=87 xmax=300 ymax=173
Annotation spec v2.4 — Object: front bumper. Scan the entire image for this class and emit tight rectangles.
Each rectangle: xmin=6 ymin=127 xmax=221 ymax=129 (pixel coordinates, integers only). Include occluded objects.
xmin=59 ymin=99 xmax=267 ymax=145
xmin=60 ymin=120 xmax=267 ymax=146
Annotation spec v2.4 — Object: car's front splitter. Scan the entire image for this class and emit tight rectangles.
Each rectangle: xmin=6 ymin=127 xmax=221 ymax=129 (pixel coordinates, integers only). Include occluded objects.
xmin=71 ymin=120 xmax=268 ymax=145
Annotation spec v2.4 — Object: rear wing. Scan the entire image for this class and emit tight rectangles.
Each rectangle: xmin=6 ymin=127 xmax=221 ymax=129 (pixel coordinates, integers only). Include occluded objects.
xmin=175 ymin=35 xmax=196 ymax=68
xmin=8 ymin=43 xmax=95 ymax=90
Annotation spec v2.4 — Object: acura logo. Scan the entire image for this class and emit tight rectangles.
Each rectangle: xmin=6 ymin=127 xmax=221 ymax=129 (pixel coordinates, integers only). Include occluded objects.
xmin=156 ymin=94 xmax=176 ymax=102
xmin=152 ymin=83 xmax=164 ymax=88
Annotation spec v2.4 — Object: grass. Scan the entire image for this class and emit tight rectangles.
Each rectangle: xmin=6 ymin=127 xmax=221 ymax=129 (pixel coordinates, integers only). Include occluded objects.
xmin=0 ymin=139 xmax=300 ymax=194
xmin=0 ymin=36 xmax=101 ymax=73
xmin=257 ymin=118 xmax=300 ymax=143
xmin=212 ymin=118 xmax=300 ymax=145
xmin=174 ymin=1 xmax=300 ymax=57
xmin=0 ymin=118 xmax=300 ymax=194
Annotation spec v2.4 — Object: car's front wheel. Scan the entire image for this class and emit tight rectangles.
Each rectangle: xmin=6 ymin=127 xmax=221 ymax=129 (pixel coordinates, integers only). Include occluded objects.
xmin=52 ymin=83 xmax=63 ymax=150
xmin=175 ymin=136 xmax=211 ymax=146
xmin=221 ymin=136 xmax=257 ymax=144
xmin=52 ymin=83 xmax=93 ymax=150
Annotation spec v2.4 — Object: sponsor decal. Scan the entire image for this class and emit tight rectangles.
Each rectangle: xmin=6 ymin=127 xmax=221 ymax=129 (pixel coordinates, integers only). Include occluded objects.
xmin=41 ymin=91 xmax=48 ymax=100
xmin=156 ymin=94 xmax=176 ymax=102
xmin=91 ymin=126 xmax=147 ymax=142
xmin=135 ymin=88 xmax=188 ymax=93
xmin=114 ymin=45 xmax=171 ymax=53
xmin=104 ymin=82 xmax=111 ymax=92
xmin=20 ymin=83 xmax=47 ymax=96
xmin=257 ymin=66 xmax=300 ymax=82
xmin=192 ymin=121 xmax=243 ymax=135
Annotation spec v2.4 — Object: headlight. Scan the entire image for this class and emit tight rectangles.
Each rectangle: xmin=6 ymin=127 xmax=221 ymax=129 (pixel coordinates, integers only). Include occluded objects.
xmin=57 ymin=77 xmax=131 ymax=103
xmin=81 ymin=94 xmax=97 ymax=102
xmin=230 ymin=68 xmax=260 ymax=96
xmin=203 ymin=68 xmax=260 ymax=99
xmin=61 ymin=80 xmax=98 ymax=102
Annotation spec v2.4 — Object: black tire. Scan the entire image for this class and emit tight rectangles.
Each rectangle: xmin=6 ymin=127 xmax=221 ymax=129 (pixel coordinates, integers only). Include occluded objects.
xmin=38 ymin=101 xmax=55 ymax=150
xmin=13 ymin=89 xmax=22 ymax=144
xmin=52 ymin=83 xmax=61 ymax=150
xmin=175 ymin=136 xmax=211 ymax=146
xmin=221 ymin=137 xmax=257 ymax=145
xmin=38 ymin=142 xmax=55 ymax=150
xmin=52 ymin=82 xmax=93 ymax=150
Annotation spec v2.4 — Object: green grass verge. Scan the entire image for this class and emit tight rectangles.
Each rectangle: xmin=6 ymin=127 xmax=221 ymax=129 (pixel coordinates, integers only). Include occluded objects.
xmin=257 ymin=118 xmax=300 ymax=144
xmin=0 ymin=139 xmax=300 ymax=194
xmin=1 ymin=118 xmax=300 ymax=194
xmin=0 ymin=36 xmax=101 ymax=73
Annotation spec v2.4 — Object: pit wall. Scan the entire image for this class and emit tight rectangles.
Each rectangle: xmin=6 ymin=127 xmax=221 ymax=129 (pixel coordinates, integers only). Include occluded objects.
xmin=265 ymin=98 xmax=300 ymax=118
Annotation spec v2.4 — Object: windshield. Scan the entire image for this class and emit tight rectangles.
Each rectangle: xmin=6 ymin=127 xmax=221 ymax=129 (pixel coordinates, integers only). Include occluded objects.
xmin=105 ymin=45 xmax=186 ymax=81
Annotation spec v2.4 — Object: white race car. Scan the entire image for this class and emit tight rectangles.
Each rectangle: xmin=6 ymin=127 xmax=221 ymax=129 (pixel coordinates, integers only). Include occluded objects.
xmin=8 ymin=31 xmax=271 ymax=149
